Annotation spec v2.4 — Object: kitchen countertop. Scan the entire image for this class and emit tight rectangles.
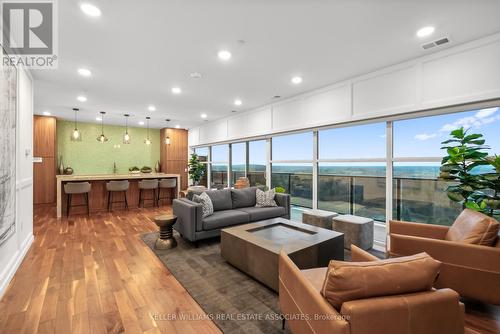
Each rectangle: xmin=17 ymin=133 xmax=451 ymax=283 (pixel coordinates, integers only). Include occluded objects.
xmin=56 ymin=173 xmax=179 ymax=181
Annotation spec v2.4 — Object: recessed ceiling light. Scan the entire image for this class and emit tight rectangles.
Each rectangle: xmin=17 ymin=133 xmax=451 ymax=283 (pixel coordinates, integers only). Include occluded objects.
xmin=291 ymin=76 xmax=303 ymax=85
xmin=78 ymin=68 xmax=92 ymax=77
xmin=95 ymin=117 xmax=102 ymax=121
xmin=139 ymin=121 xmax=145 ymax=125
xmin=77 ymin=95 xmax=87 ymax=102
xmin=201 ymin=113 xmax=208 ymax=119
xmin=190 ymin=72 xmax=202 ymax=79
xmin=42 ymin=111 xmax=51 ymax=116
xmin=80 ymin=3 xmax=101 ymax=17
xmin=171 ymin=87 xmax=182 ymax=94
xmin=416 ymin=26 xmax=435 ymax=38
xmin=175 ymin=124 xmax=180 ymax=129
xmin=234 ymin=99 xmax=242 ymax=106
xmin=148 ymin=105 xmax=156 ymax=111
xmin=217 ymin=50 xmax=232 ymax=61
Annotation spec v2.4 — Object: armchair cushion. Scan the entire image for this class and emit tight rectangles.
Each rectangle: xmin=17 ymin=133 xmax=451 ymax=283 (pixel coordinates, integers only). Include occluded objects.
xmin=321 ymin=253 xmax=441 ymax=310
xmin=445 ymin=209 xmax=499 ymax=246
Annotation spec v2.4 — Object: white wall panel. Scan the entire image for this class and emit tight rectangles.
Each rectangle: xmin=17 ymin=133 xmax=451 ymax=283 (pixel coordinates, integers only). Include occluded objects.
xmin=227 ymin=114 xmax=247 ymax=139
xmin=302 ymin=85 xmax=351 ymax=125
xmin=421 ymin=40 xmax=500 ymax=106
xmin=272 ymin=98 xmax=305 ymax=132
xmin=199 ymin=120 xmax=228 ymax=144
xmin=188 ymin=127 xmax=199 ymax=146
xmin=247 ymin=108 xmax=272 ymax=136
xmin=353 ymin=66 xmax=417 ymax=117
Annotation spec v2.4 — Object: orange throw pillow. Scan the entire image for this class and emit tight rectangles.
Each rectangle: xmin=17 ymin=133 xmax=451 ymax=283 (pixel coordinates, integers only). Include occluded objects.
xmin=445 ymin=209 xmax=499 ymax=246
xmin=321 ymin=253 xmax=441 ymax=310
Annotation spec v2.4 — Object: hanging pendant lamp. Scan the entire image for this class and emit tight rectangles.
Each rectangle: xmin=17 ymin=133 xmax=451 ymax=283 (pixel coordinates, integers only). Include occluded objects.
xmin=164 ymin=119 xmax=171 ymax=145
xmin=70 ymin=108 xmax=82 ymax=141
xmin=97 ymin=111 xmax=108 ymax=143
xmin=144 ymin=116 xmax=152 ymax=145
xmin=123 ymin=114 xmax=130 ymax=144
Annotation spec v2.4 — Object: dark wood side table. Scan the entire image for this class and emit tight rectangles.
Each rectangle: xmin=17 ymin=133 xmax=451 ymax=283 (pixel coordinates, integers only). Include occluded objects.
xmin=154 ymin=215 xmax=178 ymax=249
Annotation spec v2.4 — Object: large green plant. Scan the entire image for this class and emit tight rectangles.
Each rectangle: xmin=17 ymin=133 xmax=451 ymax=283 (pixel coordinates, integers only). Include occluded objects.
xmin=188 ymin=153 xmax=205 ymax=185
xmin=440 ymin=127 xmax=493 ymax=213
xmin=483 ymin=155 xmax=500 ymax=216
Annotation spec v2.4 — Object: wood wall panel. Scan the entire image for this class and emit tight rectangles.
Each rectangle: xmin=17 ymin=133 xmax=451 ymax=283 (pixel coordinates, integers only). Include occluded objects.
xmin=160 ymin=128 xmax=188 ymax=191
xmin=33 ymin=116 xmax=57 ymax=204
xmin=33 ymin=116 xmax=56 ymax=157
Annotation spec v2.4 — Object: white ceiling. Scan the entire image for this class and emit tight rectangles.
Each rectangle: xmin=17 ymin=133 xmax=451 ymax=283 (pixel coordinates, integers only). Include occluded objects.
xmin=33 ymin=0 xmax=500 ymax=129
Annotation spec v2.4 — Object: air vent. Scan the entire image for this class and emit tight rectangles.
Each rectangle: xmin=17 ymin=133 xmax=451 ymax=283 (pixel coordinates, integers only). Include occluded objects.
xmin=421 ymin=36 xmax=450 ymax=50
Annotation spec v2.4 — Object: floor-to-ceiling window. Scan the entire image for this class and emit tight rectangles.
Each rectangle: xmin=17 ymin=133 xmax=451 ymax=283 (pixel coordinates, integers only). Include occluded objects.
xmin=393 ymin=107 xmax=500 ymax=225
xmin=231 ymin=142 xmax=246 ymax=185
xmin=318 ymin=123 xmax=386 ymax=221
xmin=271 ymin=132 xmax=313 ymax=220
xmin=210 ymin=144 xmax=229 ymax=189
xmin=248 ymin=140 xmax=267 ymax=187
xmin=193 ymin=147 xmax=209 ymax=187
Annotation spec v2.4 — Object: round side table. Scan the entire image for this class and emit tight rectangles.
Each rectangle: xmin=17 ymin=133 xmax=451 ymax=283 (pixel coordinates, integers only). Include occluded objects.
xmin=154 ymin=214 xmax=178 ymax=250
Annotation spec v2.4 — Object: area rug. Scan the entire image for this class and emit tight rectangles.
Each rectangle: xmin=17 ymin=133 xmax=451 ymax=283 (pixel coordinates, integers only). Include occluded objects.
xmin=141 ymin=231 xmax=383 ymax=333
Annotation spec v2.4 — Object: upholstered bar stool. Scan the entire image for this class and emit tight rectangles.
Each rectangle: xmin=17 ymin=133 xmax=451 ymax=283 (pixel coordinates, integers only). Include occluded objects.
xmin=138 ymin=179 xmax=159 ymax=207
xmin=157 ymin=178 xmax=177 ymax=205
xmin=64 ymin=182 xmax=91 ymax=217
xmin=106 ymin=180 xmax=129 ymax=211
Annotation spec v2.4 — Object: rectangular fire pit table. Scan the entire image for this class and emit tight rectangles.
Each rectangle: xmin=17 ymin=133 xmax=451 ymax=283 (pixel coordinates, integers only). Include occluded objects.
xmin=220 ymin=217 xmax=344 ymax=291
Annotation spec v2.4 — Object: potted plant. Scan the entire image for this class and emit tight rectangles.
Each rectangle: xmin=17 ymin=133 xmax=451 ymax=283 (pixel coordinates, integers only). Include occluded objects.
xmin=440 ymin=127 xmax=499 ymax=216
xmin=188 ymin=153 xmax=205 ymax=186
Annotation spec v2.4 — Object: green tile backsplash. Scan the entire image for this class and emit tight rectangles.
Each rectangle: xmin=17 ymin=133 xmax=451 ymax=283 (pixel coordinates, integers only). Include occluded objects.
xmin=57 ymin=120 xmax=160 ymax=175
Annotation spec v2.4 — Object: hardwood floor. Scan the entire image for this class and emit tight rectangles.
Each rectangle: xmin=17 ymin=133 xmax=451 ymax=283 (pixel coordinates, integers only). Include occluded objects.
xmin=0 ymin=206 xmax=221 ymax=334
xmin=0 ymin=206 xmax=499 ymax=333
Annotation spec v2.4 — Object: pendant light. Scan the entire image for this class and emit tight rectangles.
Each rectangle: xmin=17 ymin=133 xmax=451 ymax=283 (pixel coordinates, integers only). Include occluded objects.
xmin=97 ymin=111 xmax=108 ymax=143
xmin=123 ymin=114 xmax=130 ymax=144
xmin=164 ymin=119 xmax=171 ymax=145
xmin=144 ymin=116 xmax=152 ymax=145
xmin=70 ymin=108 xmax=82 ymax=141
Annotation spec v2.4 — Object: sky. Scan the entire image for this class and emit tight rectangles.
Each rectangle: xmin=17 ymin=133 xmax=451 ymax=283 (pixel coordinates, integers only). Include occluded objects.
xmin=197 ymin=106 xmax=500 ymax=165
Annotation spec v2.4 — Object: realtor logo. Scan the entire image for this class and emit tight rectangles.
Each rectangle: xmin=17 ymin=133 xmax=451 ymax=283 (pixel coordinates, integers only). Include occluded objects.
xmin=1 ymin=0 xmax=58 ymax=68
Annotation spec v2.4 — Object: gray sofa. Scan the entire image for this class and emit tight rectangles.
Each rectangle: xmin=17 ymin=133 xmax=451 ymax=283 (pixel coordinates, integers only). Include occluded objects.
xmin=173 ymin=187 xmax=291 ymax=243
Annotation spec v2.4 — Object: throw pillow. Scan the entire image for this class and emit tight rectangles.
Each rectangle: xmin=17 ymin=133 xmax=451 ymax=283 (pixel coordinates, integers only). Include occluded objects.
xmin=445 ymin=209 xmax=499 ymax=246
xmin=255 ymin=188 xmax=277 ymax=207
xmin=320 ymin=252 xmax=441 ymax=310
xmin=192 ymin=192 xmax=214 ymax=218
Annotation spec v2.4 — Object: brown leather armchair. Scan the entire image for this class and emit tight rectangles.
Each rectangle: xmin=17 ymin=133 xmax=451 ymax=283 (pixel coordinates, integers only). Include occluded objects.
xmin=389 ymin=211 xmax=500 ymax=305
xmin=278 ymin=246 xmax=465 ymax=334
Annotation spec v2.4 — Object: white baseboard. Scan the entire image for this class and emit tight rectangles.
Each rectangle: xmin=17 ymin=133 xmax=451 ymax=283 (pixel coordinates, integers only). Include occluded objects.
xmin=0 ymin=233 xmax=34 ymax=299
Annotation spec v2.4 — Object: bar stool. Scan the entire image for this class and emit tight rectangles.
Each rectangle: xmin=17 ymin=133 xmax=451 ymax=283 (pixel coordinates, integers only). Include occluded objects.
xmin=64 ymin=182 xmax=91 ymax=217
xmin=157 ymin=178 xmax=177 ymax=205
xmin=106 ymin=180 xmax=129 ymax=211
xmin=138 ymin=179 xmax=159 ymax=207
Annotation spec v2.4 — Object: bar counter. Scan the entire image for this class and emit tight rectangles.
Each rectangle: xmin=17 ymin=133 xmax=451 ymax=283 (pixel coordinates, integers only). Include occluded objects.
xmin=56 ymin=173 xmax=181 ymax=218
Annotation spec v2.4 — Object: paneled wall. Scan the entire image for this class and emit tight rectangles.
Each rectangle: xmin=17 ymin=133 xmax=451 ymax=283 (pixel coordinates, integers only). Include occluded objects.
xmin=33 ymin=116 xmax=56 ymax=204
xmin=160 ymin=128 xmax=188 ymax=190
xmin=189 ymin=32 xmax=500 ymax=146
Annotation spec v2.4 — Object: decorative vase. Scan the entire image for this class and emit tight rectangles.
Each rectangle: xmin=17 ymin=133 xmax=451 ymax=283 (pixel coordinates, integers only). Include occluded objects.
xmin=155 ymin=160 xmax=161 ymax=173
xmin=58 ymin=156 xmax=64 ymax=175
xmin=64 ymin=166 xmax=74 ymax=175
xmin=234 ymin=177 xmax=250 ymax=189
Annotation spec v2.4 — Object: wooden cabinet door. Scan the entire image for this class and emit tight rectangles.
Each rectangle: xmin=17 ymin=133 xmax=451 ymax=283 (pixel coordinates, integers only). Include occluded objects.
xmin=33 ymin=116 xmax=56 ymax=158
xmin=34 ymin=157 xmax=56 ymax=204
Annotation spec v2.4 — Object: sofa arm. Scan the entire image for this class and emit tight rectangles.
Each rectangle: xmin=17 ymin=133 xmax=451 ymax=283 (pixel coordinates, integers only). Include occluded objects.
xmin=390 ymin=233 xmax=500 ymax=273
xmin=172 ymin=198 xmax=203 ymax=242
xmin=389 ymin=220 xmax=449 ymax=240
xmin=275 ymin=193 xmax=291 ymax=218
xmin=340 ymin=288 xmax=464 ymax=334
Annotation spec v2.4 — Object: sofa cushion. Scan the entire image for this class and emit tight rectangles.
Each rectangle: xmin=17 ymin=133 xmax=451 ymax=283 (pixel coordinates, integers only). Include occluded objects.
xmin=192 ymin=193 xmax=214 ymax=218
xmin=255 ymin=188 xmax=277 ymax=207
xmin=321 ymin=252 xmax=441 ymax=310
xmin=202 ymin=210 xmax=250 ymax=230
xmin=301 ymin=267 xmax=327 ymax=293
xmin=231 ymin=187 xmax=257 ymax=208
xmin=205 ymin=189 xmax=233 ymax=211
xmin=445 ymin=209 xmax=499 ymax=246
xmin=236 ymin=206 xmax=286 ymax=221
